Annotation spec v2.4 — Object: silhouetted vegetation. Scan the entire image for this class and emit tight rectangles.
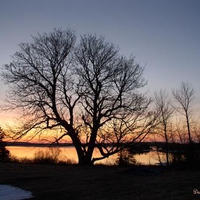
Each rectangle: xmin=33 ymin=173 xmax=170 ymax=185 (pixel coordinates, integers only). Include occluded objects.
xmin=116 ymin=149 xmax=138 ymax=166
xmin=1 ymin=29 xmax=200 ymax=168
xmin=142 ymin=142 xmax=200 ymax=169
xmin=154 ymin=90 xmax=174 ymax=166
xmin=129 ymin=143 xmax=151 ymax=154
xmin=146 ymin=81 xmax=200 ymax=169
xmin=33 ymin=148 xmax=62 ymax=164
xmin=7 ymin=147 xmax=76 ymax=165
xmin=2 ymin=29 xmax=159 ymax=165
xmin=0 ymin=127 xmax=10 ymax=161
xmin=33 ymin=147 xmax=75 ymax=165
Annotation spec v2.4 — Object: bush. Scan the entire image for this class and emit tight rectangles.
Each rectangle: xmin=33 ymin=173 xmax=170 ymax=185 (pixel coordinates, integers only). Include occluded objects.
xmin=116 ymin=149 xmax=138 ymax=166
xmin=0 ymin=127 xmax=10 ymax=161
xmin=33 ymin=147 xmax=61 ymax=164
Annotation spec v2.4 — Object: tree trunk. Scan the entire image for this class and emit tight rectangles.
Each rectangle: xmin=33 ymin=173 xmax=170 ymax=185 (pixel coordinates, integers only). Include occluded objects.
xmin=79 ymin=128 xmax=98 ymax=166
xmin=164 ymin=125 xmax=169 ymax=167
xmin=165 ymin=137 xmax=169 ymax=167
xmin=78 ymin=154 xmax=94 ymax=166
xmin=72 ymin=141 xmax=94 ymax=165
xmin=68 ymin=128 xmax=94 ymax=166
xmin=186 ymin=113 xmax=192 ymax=144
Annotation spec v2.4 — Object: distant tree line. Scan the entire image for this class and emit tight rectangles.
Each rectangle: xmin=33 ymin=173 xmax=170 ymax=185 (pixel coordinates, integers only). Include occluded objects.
xmin=153 ymin=82 xmax=200 ymax=168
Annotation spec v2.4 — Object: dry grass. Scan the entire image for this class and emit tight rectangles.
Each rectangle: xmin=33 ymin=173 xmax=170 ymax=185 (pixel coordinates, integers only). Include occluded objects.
xmin=0 ymin=162 xmax=200 ymax=200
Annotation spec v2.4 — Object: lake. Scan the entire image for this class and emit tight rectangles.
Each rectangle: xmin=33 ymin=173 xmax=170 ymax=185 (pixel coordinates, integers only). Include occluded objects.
xmin=7 ymin=146 xmax=163 ymax=165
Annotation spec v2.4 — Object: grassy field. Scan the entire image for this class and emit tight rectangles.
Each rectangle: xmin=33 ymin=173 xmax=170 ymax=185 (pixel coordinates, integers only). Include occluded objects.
xmin=0 ymin=162 xmax=200 ymax=200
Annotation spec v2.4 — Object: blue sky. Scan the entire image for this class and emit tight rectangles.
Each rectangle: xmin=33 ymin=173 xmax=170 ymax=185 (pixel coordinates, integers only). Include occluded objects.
xmin=1 ymin=0 xmax=200 ymax=108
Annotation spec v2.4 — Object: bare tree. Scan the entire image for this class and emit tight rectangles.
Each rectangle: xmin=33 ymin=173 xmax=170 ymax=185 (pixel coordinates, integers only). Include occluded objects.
xmin=154 ymin=90 xmax=173 ymax=166
xmin=2 ymin=29 xmax=158 ymax=165
xmin=172 ymin=82 xmax=195 ymax=144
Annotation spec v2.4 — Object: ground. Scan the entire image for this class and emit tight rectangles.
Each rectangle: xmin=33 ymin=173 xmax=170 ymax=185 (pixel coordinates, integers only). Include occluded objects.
xmin=0 ymin=162 xmax=200 ymax=200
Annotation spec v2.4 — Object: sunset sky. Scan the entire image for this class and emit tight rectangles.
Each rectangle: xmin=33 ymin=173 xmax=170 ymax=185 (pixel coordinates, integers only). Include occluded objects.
xmin=0 ymin=0 xmax=200 ymax=125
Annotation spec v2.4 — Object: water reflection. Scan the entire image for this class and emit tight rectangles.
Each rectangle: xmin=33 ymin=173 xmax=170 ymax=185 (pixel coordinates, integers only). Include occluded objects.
xmin=7 ymin=146 xmax=160 ymax=165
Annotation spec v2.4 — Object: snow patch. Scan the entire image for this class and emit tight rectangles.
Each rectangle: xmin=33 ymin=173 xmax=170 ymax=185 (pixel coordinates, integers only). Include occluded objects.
xmin=0 ymin=185 xmax=33 ymax=200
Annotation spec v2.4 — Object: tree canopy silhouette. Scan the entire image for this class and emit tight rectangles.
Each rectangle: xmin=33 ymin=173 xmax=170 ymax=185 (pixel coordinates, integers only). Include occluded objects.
xmin=2 ymin=29 xmax=158 ymax=165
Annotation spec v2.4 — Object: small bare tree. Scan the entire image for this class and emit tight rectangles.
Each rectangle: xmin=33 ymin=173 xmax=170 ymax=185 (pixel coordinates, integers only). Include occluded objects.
xmin=172 ymin=82 xmax=195 ymax=144
xmin=2 ymin=29 xmax=158 ymax=165
xmin=154 ymin=90 xmax=174 ymax=166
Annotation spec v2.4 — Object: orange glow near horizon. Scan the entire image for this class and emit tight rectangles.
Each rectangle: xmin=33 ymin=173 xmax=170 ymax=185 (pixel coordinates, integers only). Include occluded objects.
xmin=0 ymin=112 xmax=71 ymax=143
xmin=0 ymin=113 xmax=170 ymax=144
